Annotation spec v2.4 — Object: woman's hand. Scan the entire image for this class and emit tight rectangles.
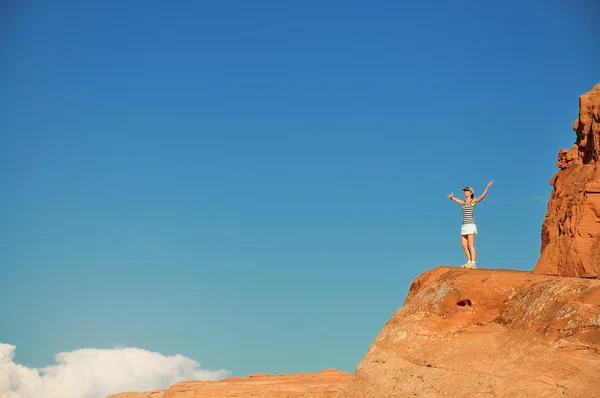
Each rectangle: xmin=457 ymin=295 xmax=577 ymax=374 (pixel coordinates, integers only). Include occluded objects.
xmin=447 ymin=193 xmax=454 ymax=199
xmin=487 ymin=180 xmax=494 ymax=188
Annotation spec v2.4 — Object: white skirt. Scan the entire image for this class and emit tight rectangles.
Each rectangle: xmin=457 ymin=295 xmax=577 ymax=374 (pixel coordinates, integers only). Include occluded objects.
xmin=461 ymin=223 xmax=478 ymax=235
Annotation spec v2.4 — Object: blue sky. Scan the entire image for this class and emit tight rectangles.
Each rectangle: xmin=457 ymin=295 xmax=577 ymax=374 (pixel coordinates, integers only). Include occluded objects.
xmin=1 ymin=0 xmax=598 ymax=385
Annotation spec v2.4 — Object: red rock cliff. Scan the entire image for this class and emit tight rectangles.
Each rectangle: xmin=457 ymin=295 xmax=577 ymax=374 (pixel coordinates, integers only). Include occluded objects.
xmin=335 ymin=85 xmax=600 ymax=398
xmin=335 ymin=267 xmax=600 ymax=398
xmin=534 ymin=82 xmax=600 ymax=278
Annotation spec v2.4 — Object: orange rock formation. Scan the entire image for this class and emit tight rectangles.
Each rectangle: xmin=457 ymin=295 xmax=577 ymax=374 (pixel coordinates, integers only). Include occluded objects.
xmin=110 ymin=84 xmax=600 ymax=398
xmin=336 ymin=267 xmax=600 ymax=397
xmin=534 ymin=82 xmax=600 ymax=278
xmin=336 ymin=83 xmax=600 ymax=397
xmin=107 ymin=369 xmax=350 ymax=398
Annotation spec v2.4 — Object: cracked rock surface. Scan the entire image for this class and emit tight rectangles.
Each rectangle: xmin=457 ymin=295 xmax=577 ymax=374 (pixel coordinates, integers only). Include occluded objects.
xmin=335 ymin=267 xmax=600 ymax=398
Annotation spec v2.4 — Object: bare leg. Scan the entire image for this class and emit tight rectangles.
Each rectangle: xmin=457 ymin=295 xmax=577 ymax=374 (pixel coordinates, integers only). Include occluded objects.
xmin=461 ymin=235 xmax=471 ymax=262
xmin=467 ymin=234 xmax=476 ymax=262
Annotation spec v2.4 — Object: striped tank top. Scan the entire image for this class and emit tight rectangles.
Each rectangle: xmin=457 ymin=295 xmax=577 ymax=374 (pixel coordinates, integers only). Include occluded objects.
xmin=461 ymin=202 xmax=476 ymax=224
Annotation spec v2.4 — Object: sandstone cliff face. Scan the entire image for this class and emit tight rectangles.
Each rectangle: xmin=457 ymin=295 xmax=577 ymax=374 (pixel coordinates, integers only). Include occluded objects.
xmin=534 ymin=82 xmax=600 ymax=278
xmin=335 ymin=267 xmax=600 ymax=398
xmin=107 ymin=369 xmax=350 ymax=398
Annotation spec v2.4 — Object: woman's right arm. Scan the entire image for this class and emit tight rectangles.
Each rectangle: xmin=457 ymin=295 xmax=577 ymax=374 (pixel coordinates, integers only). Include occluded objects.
xmin=447 ymin=193 xmax=465 ymax=204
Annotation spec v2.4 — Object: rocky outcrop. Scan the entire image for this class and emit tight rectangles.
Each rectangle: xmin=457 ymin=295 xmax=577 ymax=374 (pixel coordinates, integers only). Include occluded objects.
xmin=335 ymin=267 xmax=600 ymax=398
xmin=108 ymin=369 xmax=350 ymax=398
xmin=534 ymin=82 xmax=600 ymax=278
xmin=109 ymin=85 xmax=600 ymax=398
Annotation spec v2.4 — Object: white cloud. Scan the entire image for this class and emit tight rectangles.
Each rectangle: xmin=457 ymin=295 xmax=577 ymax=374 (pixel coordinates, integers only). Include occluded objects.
xmin=0 ymin=343 xmax=231 ymax=398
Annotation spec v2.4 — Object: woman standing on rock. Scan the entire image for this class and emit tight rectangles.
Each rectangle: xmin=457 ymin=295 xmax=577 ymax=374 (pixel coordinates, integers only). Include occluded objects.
xmin=447 ymin=181 xmax=494 ymax=269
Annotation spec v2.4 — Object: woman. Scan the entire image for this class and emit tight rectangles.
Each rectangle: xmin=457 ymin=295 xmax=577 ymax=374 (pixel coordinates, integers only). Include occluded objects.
xmin=447 ymin=180 xmax=494 ymax=269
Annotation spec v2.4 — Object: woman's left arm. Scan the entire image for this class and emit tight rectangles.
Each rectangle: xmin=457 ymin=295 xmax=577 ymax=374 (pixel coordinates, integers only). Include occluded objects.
xmin=474 ymin=180 xmax=494 ymax=203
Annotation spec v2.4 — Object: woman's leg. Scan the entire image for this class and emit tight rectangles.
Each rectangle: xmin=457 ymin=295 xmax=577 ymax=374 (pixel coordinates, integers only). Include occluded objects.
xmin=461 ymin=235 xmax=471 ymax=261
xmin=467 ymin=234 xmax=476 ymax=262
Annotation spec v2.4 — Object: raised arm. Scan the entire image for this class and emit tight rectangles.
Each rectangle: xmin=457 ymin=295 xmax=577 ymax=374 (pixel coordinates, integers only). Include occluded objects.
xmin=447 ymin=192 xmax=465 ymax=205
xmin=473 ymin=180 xmax=494 ymax=203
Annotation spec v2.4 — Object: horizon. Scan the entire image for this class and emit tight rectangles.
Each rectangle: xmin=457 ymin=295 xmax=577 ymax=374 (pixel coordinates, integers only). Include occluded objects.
xmin=1 ymin=1 xmax=599 ymax=397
